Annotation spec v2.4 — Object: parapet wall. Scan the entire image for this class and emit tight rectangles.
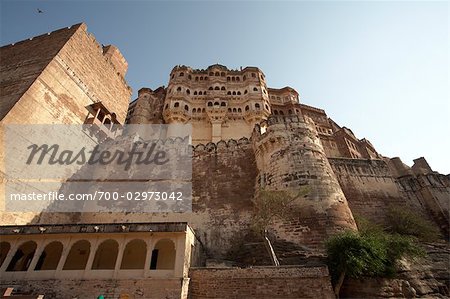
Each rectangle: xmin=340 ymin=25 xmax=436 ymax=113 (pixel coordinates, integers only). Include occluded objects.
xmin=329 ymin=158 xmax=428 ymax=223
xmin=0 ymin=278 xmax=187 ymax=299
xmin=189 ymin=266 xmax=334 ymax=299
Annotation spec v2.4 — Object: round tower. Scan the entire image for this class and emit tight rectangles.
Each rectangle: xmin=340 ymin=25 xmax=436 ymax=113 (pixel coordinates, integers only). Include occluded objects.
xmin=252 ymin=115 xmax=357 ymax=252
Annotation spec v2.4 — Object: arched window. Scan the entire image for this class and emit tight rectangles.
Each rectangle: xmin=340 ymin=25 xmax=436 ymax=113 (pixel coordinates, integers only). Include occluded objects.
xmin=214 ymin=102 xmax=220 ymax=106
xmin=204 ymin=76 xmax=208 ymax=80
xmin=255 ymin=103 xmax=261 ymax=110
xmin=245 ymin=105 xmax=249 ymax=111
xmin=186 ymin=89 xmax=190 ymax=95
xmin=202 ymin=108 xmax=206 ymax=112
xmin=209 ymin=87 xmax=213 ymax=90
xmin=204 ymin=91 xmax=207 ymax=95
xmin=188 ymin=75 xmax=191 ymax=80
xmin=177 ymin=87 xmax=182 ymax=92
xmin=244 ymin=90 xmax=248 ymax=94
xmin=174 ymin=102 xmax=180 ymax=108
xmin=288 ymin=109 xmax=292 ymax=114
xmin=265 ymin=104 xmax=269 ymax=110
xmin=227 ymin=77 xmax=230 ymax=81
xmin=279 ymin=111 xmax=284 ymax=115
xmin=209 ymin=72 xmax=214 ymax=76
xmin=63 ymin=240 xmax=90 ymax=270
xmin=221 ymin=72 xmax=225 ymax=76
xmin=237 ymin=91 xmax=241 ymax=95
xmin=215 ymin=72 xmax=219 ymax=76
xmin=214 ymin=86 xmax=220 ymax=90
xmin=165 ymin=104 xmax=169 ymax=109
xmin=179 ymin=72 xmax=184 ymax=77
xmin=92 ymin=239 xmax=118 ymax=270
xmin=243 ymin=75 xmax=246 ymax=80
xmin=232 ymin=91 xmax=236 ymax=95
xmin=6 ymin=241 xmax=37 ymax=272
xmin=236 ymin=77 xmax=240 ymax=82
xmin=221 ymin=102 xmax=226 ymax=107
xmin=238 ymin=108 xmax=242 ymax=113
xmin=199 ymin=91 xmax=203 ymax=95
xmin=227 ymin=91 xmax=231 ymax=95
xmin=195 ymin=76 xmax=198 ymax=81
xmin=150 ymin=239 xmax=176 ymax=270
xmin=193 ymin=108 xmax=197 ymax=113
xmin=194 ymin=91 xmax=197 ymax=95
xmin=221 ymin=86 xmax=225 ymax=90
xmin=35 ymin=241 xmax=63 ymax=271
xmin=252 ymin=73 xmax=256 ymax=78
xmin=232 ymin=77 xmax=235 ymax=82
xmin=274 ymin=110 xmax=279 ymax=115
xmin=253 ymin=87 xmax=258 ymax=91
xmin=233 ymin=108 xmax=237 ymax=113
xmin=228 ymin=108 xmax=232 ymax=112
xmin=0 ymin=242 xmax=11 ymax=268
xmin=121 ymin=239 xmax=147 ymax=269
xmin=208 ymin=102 xmax=213 ymax=107
xmin=184 ymin=105 xmax=189 ymax=111
xmin=200 ymin=77 xmax=204 ymax=81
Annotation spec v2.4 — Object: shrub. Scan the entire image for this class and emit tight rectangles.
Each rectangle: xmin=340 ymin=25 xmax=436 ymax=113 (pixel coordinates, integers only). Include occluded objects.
xmin=326 ymin=228 xmax=424 ymax=297
xmin=386 ymin=206 xmax=440 ymax=241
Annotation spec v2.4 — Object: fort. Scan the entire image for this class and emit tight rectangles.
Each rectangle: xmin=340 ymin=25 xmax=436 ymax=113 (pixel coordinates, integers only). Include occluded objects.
xmin=0 ymin=23 xmax=449 ymax=298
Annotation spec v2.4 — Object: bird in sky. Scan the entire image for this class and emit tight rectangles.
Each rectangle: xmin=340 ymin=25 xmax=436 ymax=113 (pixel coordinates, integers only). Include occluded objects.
xmin=37 ymin=8 xmax=44 ymax=14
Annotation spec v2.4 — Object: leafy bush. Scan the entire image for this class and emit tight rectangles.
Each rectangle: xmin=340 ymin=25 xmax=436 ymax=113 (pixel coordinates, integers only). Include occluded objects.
xmin=386 ymin=206 xmax=440 ymax=241
xmin=326 ymin=227 xmax=424 ymax=297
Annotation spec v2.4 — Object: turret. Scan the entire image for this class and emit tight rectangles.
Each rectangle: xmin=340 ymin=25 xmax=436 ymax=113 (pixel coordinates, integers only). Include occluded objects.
xmin=252 ymin=115 xmax=357 ymax=252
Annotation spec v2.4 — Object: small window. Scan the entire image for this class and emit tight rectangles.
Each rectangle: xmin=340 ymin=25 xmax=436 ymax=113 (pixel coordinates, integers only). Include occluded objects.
xmin=193 ymin=108 xmax=197 ymax=113
xmin=236 ymin=77 xmax=240 ymax=82
xmin=215 ymin=72 xmax=219 ymax=76
xmin=188 ymin=75 xmax=191 ymax=80
xmin=195 ymin=77 xmax=199 ymax=81
xmin=209 ymin=72 xmax=214 ymax=76
xmin=174 ymin=102 xmax=180 ymax=108
xmin=214 ymin=86 xmax=220 ymax=90
xmin=209 ymin=87 xmax=213 ymax=90
xmin=186 ymin=89 xmax=190 ymax=94
xmin=288 ymin=109 xmax=292 ymax=114
xmin=233 ymin=108 xmax=237 ymax=112
xmin=237 ymin=91 xmax=241 ymax=95
xmin=255 ymin=103 xmax=260 ymax=109
xmin=232 ymin=91 xmax=236 ymax=95
xmin=204 ymin=91 xmax=207 ymax=95
xmin=221 ymin=86 xmax=226 ymax=90
xmin=252 ymin=73 xmax=256 ymax=78
xmin=238 ymin=108 xmax=242 ymax=113
xmin=194 ymin=91 xmax=197 ymax=95
xmin=208 ymin=102 xmax=213 ymax=107
xmin=214 ymin=102 xmax=220 ymax=106
xmin=177 ymin=87 xmax=182 ymax=92
xmin=198 ymin=91 xmax=202 ymax=95
xmin=274 ymin=110 xmax=279 ymax=115
xmin=221 ymin=102 xmax=226 ymax=107
xmin=227 ymin=91 xmax=231 ymax=95
xmin=180 ymin=72 xmax=184 ymax=77
xmin=253 ymin=87 xmax=258 ymax=91
xmin=243 ymin=75 xmax=246 ymax=80
xmin=245 ymin=105 xmax=249 ymax=111
xmin=227 ymin=77 xmax=231 ymax=81
xmin=221 ymin=72 xmax=225 ymax=76
xmin=232 ymin=77 xmax=235 ymax=82
xmin=200 ymin=77 xmax=204 ymax=81
xmin=228 ymin=108 xmax=232 ymax=112
xmin=244 ymin=90 xmax=248 ymax=94
xmin=184 ymin=105 xmax=189 ymax=111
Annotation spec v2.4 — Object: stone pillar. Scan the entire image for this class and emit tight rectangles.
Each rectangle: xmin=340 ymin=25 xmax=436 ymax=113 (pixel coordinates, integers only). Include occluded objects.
xmin=0 ymin=237 xmax=19 ymax=272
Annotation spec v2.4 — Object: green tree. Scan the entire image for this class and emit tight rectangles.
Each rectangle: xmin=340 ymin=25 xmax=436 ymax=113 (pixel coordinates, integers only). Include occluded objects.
xmin=326 ymin=228 xmax=424 ymax=298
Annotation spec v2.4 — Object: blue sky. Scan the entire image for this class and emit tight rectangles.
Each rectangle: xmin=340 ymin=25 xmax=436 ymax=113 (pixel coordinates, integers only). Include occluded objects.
xmin=1 ymin=1 xmax=449 ymax=173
